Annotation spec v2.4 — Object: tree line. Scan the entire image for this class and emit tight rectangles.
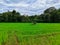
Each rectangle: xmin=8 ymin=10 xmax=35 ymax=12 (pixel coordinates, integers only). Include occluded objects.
xmin=0 ymin=7 xmax=60 ymax=23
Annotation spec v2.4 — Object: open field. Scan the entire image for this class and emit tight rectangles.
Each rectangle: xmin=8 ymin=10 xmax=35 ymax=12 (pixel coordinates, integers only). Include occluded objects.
xmin=0 ymin=23 xmax=60 ymax=45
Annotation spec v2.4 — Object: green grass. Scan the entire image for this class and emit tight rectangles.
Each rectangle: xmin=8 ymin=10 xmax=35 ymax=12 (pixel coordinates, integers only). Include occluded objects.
xmin=0 ymin=23 xmax=60 ymax=35
xmin=0 ymin=23 xmax=60 ymax=45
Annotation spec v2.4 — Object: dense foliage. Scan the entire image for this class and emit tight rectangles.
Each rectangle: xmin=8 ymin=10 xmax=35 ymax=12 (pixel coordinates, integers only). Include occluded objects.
xmin=0 ymin=7 xmax=60 ymax=23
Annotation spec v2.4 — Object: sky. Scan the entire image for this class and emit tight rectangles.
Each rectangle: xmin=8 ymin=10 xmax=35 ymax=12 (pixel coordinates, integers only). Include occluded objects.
xmin=0 ymin=0 xmax=60 ymax=15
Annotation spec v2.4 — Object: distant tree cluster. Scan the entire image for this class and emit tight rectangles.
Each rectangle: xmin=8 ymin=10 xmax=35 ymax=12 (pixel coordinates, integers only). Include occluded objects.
xmin=0 ymin=7 xmax=60 ymax=23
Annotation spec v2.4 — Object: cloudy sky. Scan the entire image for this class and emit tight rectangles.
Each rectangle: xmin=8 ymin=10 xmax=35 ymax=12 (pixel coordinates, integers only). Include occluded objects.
xmin=0 ymin=0 xmax=60 ymax=15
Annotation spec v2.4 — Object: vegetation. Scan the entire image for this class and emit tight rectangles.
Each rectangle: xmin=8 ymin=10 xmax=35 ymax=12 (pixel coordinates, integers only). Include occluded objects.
xmin=0 ymin=7 xmax=60 ymax=23
xmin=0 ymin=7 xmax=60 ymax=45
xmin=0 ymin=23 xmax=59 ymax=45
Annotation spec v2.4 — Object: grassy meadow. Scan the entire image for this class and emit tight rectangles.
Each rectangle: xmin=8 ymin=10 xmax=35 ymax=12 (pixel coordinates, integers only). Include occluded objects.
xmin=0 ymin=23 xmax=60 ymax=45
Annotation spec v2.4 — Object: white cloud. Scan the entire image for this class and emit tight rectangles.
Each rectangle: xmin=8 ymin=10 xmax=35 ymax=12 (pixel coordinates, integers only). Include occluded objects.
xmin=0 ymin=1 xmax=29 ymax=7
xmin=0 ymin=0 xmax=60 ymax=15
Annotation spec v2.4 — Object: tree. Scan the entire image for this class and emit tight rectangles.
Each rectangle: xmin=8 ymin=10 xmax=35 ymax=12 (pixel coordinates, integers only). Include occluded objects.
xmin=32 ymin=15 xmax=37 ymax=24
xmin=44 ymin=13 xmax=51 ymax=22
xmin=44 ymin=7 xmax=56 ymax=14
xmin=0 ymin=7 xmax=60 ymax=23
